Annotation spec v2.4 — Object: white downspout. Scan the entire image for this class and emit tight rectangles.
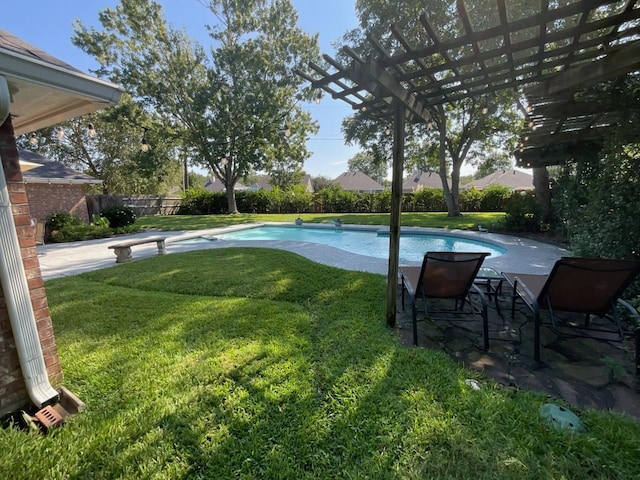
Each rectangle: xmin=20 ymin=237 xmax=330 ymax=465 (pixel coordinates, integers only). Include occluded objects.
xmin=0 ymin=75 xmax=59 ymax=407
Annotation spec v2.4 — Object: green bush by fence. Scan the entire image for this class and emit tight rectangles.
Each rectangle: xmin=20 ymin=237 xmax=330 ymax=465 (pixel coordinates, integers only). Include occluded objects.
xmin=178 ymin=185 xmax=520 ymax=215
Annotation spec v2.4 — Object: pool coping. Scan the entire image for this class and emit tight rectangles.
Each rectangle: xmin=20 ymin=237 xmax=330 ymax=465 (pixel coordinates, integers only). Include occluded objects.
xmin=37 ymin=222 xmax=570 ymax=279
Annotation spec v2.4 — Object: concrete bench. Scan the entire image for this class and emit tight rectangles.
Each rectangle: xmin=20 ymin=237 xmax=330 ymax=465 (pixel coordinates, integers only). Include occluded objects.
xmin=108 ymin=236 xmax=167 ymax=263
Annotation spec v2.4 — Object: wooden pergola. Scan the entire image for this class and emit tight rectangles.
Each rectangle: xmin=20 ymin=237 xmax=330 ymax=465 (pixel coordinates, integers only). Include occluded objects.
xmin=296 ymin=0 xmax=640 ymax=326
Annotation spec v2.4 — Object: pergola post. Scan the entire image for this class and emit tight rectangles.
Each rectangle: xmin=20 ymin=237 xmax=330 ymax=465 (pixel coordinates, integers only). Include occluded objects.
xmin=386 ymin=100 xmax=405 ymax=327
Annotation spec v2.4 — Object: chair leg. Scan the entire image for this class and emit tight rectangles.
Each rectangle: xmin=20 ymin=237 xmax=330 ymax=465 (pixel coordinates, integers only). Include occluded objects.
xmin=534 ymin=311 xmax=541 ymax=362
xmin=510 ymin=284 xmax=517 ymax=319
xmin=412 ymin=301 xmax=418 ymax=346
xmin=482 ymin=302 xmax=489 ymax=351
xmin=635 ymin=327 xmax=640 ymax=377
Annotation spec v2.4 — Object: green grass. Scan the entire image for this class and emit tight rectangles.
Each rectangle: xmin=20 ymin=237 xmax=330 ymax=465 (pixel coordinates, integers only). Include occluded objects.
xmin=2 ymin=248 xmax=639 ymax=479
xmin=136 ymin=212 xmax=505 ymax=231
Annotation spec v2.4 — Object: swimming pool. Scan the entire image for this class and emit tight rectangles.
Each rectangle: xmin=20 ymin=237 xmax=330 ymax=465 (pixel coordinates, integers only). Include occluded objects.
xmin=212 ymin=226 xmax=505 ymax=263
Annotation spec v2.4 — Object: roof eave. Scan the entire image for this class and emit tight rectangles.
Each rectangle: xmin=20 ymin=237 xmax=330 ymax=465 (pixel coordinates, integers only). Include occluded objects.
xmin=23 ymin=177 xmax=103 ymax=185
xmin=0 ymin=48 xmax=124 ymax=135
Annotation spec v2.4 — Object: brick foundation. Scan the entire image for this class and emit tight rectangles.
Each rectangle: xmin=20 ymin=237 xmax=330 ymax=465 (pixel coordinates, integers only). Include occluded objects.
xmin=0 ymin=116 xmax=62 ymax=416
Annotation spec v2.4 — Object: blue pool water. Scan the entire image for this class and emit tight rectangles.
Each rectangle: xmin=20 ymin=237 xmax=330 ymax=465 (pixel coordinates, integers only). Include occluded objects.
xmin=214 ymin=226 xmax=505 ymax=263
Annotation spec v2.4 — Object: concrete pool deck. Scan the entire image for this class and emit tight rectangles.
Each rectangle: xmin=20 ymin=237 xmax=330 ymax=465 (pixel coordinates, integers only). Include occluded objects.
xmin=37 ymin=223 xmax=570 ymax=280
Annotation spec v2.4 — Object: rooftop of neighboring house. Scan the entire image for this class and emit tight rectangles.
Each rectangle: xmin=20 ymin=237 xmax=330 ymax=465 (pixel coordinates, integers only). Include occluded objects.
xmin=333 ymin=171 xmax=384 ymax=192
xmin=18 ymin=147 xmax=102 ymax=185
xmin=470 ymin=169 xmax=534 ymax=191
xmin=402 ymin=171 xmax=447 ymax=192
xmin=246 ymin=174 xmax=314 ymax=192
xmin=204 ymin=177 xmax=247 ymax=192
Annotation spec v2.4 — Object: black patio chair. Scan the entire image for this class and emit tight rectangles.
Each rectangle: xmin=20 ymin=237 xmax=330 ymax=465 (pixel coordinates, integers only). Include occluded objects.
xmin=400 ymin=252 xmax=490 ymax=349
xmin=502 ymin=257 xmax=640 ymax=362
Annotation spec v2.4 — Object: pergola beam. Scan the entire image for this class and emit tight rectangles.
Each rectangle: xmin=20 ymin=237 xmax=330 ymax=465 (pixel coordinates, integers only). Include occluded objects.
xmin=348 ymin=57 xmax=432 ymax=123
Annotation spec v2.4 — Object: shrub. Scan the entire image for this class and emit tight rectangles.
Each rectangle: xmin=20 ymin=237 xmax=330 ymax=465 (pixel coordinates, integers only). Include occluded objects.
xmin=179 ymin=188 xmax=225 ymax=215
xmin=479 ymin=185 xmax=511 ymax=211
xmin=47 ymin=211 xmax=83 ymax=230
xmin=460 ymin=187 xmax=482 ymax=212
xmin=412 ymin=188 xmax=447 ymax=212
xmin=91 ymin=214 xmax=110 ymax=228
xmin=282 ymin=185 xmax=313 ymax=213
xmin=101 ymin=205 xmax=137 ymax=228
xmin=371 ymin=190 xmax=392 ymax=212
xmin=315 ymin=185 xmax=357 ymax=213
xmin=49 ymin=224 xmax=113 ymax=243
xmin=237 ymin=190 xmax=270 ymax=213
xmin=503 ymin=191 xmax=539 ymax=232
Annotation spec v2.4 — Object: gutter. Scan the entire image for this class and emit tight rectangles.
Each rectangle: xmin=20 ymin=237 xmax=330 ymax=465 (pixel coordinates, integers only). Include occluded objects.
xmin=23 ymin=177 xmax=103 ymax=185
xmin=0 ymin=75 xmax=59 ymax=407
xmin=0 ymin=49 xmax=122 ymax=105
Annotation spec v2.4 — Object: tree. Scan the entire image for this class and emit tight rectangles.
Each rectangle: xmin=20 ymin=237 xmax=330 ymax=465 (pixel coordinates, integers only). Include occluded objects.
xmin=73 ymin=0 xmax=319 ymax=213
xmin=347 ymin=151 xmax=387 ymax=181
xmin=339 ymin=0 xmax=520 ymax=216
xmin=311 ymin=175 xmax=333 ymax=191
xmin=18 ymin=94 xmax=180 ymax=194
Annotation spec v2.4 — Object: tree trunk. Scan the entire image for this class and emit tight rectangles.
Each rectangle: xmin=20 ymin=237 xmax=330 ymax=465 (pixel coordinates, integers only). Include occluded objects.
xmin=439 ymin=134 xmax=462 ymax=217
xmin=533 ymin=167 xmax=551 ymax=224
xmin=226 ymin=186 xmax=238 ymax=214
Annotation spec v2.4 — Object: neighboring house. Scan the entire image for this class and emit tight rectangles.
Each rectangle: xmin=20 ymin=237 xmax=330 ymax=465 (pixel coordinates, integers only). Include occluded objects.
xmin=19 ymin=147 xmax=102 ymax=223
xmin=204 ymin=177 xmax=247 ymax=192
xmin=333 ymin=171 xmax=384 ymax=193
xmin=402 ymin=171 xmax=447 ymax=193
xmin=470 ymin=170 xmax=534 ymax=191
xmin=246 ymin=174 xmax=314 ymax=193
xmin=0 ymin=29 xmax=122 ymax=416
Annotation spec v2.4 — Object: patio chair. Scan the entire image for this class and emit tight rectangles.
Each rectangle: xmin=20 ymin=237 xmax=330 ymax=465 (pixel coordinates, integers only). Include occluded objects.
xmin=502 ymin=257 xmax=640 ymax=362
xmin=400 ymin=252 xmax=490 ymax=349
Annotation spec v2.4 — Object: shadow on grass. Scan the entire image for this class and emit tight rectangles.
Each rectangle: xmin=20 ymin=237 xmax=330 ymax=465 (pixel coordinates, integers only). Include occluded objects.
xmin=20 ymin=248 xmax=639 ymax=479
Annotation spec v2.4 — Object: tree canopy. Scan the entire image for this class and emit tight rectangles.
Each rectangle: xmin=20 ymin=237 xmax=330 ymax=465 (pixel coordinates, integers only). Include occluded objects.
xmin=73 ymin=0 xmax=319 ymax=212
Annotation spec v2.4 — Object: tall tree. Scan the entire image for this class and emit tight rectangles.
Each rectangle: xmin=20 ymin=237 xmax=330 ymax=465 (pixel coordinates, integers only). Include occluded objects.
xmin=339 ymin=0 xmax=520 ymax=216
xmin=73 ymin=0 xmax=319 ymax=213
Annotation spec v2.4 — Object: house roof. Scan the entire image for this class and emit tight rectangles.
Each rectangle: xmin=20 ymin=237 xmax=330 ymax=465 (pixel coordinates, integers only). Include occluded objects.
xmin=0 ymin=28 xmax=124 ymax=135
xmin=204 ymin=177 xmax=246 ymax=192
xmin=470 ymin=170 xmax=534 ymax=191
xmin=333 ymin=171 xmax=384 ymax=192
xmin=18 ymin=147 xmax=102 ymax=185
xmin=245 ymin=174 xmax=314 ymax=193
xmin=402 ymin=171 xmax=446 ymax=192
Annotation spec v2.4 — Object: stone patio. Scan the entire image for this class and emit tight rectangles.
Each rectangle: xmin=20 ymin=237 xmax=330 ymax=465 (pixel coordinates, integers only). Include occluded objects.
xmin=394 ymin=282 xmax=640 ymax=423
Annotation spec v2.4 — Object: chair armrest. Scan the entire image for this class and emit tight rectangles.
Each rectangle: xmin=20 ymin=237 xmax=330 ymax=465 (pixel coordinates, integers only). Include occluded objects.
xmin=470 ymin=283 xmax=488 ymax=308
xmin=512 ymin=276 xmax=541 ymax=316
xmin=617 ymin=298 xmax=640 ymax=325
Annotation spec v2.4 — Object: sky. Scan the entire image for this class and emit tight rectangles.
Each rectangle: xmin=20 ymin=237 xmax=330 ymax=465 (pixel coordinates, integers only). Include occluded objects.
xmin=2 ymin=0 xmax=362 ymax=179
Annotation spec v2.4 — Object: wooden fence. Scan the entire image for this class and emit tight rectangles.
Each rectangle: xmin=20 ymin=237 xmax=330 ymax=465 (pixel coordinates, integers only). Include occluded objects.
xmin=86 ymin=195 xmax=181 ymax=218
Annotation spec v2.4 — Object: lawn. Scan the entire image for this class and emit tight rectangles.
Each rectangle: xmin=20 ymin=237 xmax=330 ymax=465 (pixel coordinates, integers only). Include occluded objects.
xmin=135 ymin=212 xmax=506 ymax=232
xmin=2 ymin=248 xmax=639 ymax=479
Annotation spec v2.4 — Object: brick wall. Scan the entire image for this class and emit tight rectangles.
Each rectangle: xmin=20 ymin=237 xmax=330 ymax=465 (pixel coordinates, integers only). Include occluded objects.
xmin=0 ymin=117 xmax=62 ymax=416
xmin=27 ymin=183 xmax=91 ymax=223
